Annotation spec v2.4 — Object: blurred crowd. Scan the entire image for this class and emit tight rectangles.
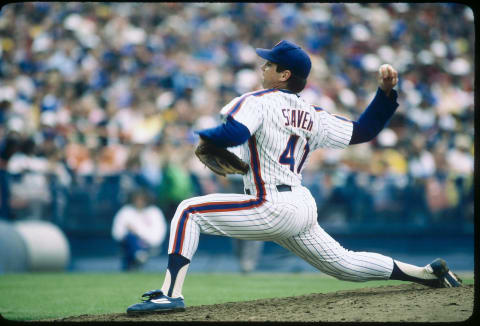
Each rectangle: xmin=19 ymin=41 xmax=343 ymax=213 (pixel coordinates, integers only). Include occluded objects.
xmin=0 ymin=3 xmax=474 ymax=232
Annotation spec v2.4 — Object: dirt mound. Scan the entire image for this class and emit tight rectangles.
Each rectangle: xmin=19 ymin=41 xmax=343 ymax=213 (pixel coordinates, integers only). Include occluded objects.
xmin=49 ymin=283 xmax=474 ymax=322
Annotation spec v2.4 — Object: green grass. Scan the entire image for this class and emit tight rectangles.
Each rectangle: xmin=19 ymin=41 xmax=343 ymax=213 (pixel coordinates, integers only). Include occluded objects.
xmin=0 ymin=272 xmax=474 ymax=321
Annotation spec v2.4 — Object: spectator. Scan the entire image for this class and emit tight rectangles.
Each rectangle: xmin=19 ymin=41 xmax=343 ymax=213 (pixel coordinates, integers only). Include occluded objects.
xmin=157 ymin=138 xmax=196 ymax=221
xmin=7 ymin=137 xmax=51 ymax=219
xmin=111 ymin=189 xmax=167 ymax=271
xmin=0 ymin=131 xmax=21 ymax=220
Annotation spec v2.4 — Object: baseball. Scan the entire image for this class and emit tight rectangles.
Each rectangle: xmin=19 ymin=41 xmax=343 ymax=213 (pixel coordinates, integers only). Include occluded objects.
xmin=379 ymin=64 xmax=395 ymax=77
xmin=378 ymin=64 xmax=398 ymax=90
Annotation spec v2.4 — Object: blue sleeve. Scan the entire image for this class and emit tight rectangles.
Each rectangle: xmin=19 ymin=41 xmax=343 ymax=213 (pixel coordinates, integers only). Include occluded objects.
xmin=349 ymin=88 xmax=399 ymax=145
xmin=195 ymin=116 xmax=251 ymax=148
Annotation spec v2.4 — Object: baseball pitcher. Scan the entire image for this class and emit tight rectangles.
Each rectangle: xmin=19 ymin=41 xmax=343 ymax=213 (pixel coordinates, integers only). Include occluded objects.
xmin=126 ymin=40 xmax=462 ymax=314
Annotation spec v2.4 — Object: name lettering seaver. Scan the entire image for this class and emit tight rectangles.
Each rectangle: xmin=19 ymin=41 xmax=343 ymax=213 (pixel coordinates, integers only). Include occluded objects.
xmin=281 ymin=108 xmax=313 ymax=131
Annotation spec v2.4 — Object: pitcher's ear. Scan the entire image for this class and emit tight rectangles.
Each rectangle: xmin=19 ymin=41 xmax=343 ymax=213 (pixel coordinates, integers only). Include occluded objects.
xmin=281 ymin=70 xmax=292 ymax=81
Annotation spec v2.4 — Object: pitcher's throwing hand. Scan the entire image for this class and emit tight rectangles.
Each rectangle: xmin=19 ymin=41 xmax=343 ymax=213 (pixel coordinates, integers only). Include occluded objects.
xmin=378 ymin=64 xmax=398 ymax=96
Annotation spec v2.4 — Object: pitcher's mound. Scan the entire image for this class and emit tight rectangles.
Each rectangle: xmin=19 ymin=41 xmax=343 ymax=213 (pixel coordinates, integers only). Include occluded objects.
xmin=50 ymin=283 xmax=474 ymax=322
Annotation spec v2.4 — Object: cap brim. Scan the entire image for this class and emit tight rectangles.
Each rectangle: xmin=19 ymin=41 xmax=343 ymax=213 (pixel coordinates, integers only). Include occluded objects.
xmin=255 ymin=48 xmax=278 ymax=63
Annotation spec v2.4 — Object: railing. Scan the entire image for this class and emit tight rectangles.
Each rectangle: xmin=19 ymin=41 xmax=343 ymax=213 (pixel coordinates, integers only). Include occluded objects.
xmin=0 ymin=170 xmax=474 ymax=237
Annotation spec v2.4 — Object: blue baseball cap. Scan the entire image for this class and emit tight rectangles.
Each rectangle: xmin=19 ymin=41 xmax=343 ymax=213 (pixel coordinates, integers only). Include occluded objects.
xmin=255 ymin=40 xmax=311 ymax=79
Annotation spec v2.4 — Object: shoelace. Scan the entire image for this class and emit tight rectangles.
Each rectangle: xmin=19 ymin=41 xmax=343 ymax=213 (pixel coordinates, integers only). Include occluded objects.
xmin=141 ymin=289 xmax=164 ymax=301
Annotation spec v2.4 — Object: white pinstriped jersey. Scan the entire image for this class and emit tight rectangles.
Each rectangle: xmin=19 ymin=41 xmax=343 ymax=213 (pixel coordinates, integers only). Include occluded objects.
xmin=167 ymin=87 xmax=395 ymax=285
xmin=220 ymin=88 xmax=354 ymax=196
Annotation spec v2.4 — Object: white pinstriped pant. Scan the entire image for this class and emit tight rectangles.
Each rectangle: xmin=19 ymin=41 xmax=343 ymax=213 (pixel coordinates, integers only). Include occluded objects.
xmin=168 ymin=185 xmax=394 ymax=281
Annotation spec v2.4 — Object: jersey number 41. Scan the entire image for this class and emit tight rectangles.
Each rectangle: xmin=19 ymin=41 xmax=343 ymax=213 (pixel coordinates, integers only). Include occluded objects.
xmin=279 ymin=135 xmax=310 ymax=174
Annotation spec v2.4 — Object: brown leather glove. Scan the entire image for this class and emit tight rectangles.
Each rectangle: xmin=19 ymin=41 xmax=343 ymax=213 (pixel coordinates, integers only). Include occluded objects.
xmin=195 ymin=140 xmax=249 ymax=177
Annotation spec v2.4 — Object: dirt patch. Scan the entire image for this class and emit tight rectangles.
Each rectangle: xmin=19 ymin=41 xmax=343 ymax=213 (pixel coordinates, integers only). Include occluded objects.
xmin=46 ymin=283 xmax=474 ymax=323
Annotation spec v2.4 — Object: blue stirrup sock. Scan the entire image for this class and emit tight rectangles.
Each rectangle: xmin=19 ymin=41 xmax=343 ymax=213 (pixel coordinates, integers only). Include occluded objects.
xmin=389 ymin=260 xmax=438 ymax=286
xmin=161 ymin=254 xmax=191 ymax=298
